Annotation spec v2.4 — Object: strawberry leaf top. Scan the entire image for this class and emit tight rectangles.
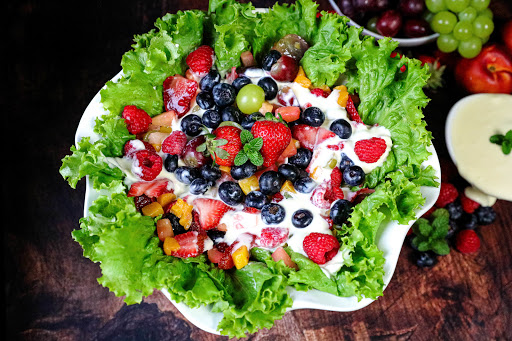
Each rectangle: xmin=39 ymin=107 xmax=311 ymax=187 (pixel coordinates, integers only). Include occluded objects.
xmin=234 ymin=129 xmax=264 ymax=166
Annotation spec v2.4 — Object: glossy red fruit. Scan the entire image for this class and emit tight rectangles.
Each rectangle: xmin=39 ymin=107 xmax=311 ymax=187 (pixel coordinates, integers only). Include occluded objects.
xmin=185 ymin=45 xmax=215 ymax=76
xmin=181 ymin=135 xmax=212 ymax=168
xmin=455 ymin=44 xmax=512 ymax=94
xmin=131 ymin=149 xmax=163 ymax=181
xmin=212 ymin=126 xmax=243 ymax=166
xmin=161 ymin=131 xmax=187 ymax=155
xmin=503 ymin=20 xmax=512 ymax=55
xmin=455 ymin=230 xmax=480 ymax=254
xmin=376 ymin=10 xmax=403 ymax=37
xmin=270 ymin=55 xmax=299 ymax=82
xmin=277 ymin=86 xmax=299 ymax=107
xmin=193 ymin=198 xmax=234 ymax=230
xmin=163 ymin=75 xmax=198 ymax=118
xmin=257 ymin=227 xmax=289 ymax=248
xmin=122 ymin=105 xmax=152 ymax=135
xmin=272 ymin=34 xmax=310 ymax=61
xmin=303 ymin=232 xmax=340 ymax=265
xmin=403 ymin=18 xmax=430 ymax=38
xmin=354 ymin=137 xmax=388 ymax=163
xmin=171 ymin=231 xmax=207 ymax=258
xmin=251 ymin=120 xmax=292 ymax=167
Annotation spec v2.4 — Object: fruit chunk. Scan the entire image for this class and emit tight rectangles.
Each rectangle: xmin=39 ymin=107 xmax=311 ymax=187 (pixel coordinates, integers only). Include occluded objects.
xmin=170 ymin=198 xmax=194 ymax=229
xmin=238 ymin=175 xmax=260 ymax=195
xmin=131 ymin=150 xmax=163 ymax=181
xmin=294 ymin=66 xmax=312 ymax=88
xmin=192 ymin=198 xmax=234 ymax=230
xmin=163 ymin=237 xmax=180 ymax=255
xmin=354 ymin=137 xmax=387 ymax=163
xmin=232 ymin=245 xmax=250 ymax=269
xmin=335 ymin=85 xmax=349 ymax=107
xmin=303 ymin=232 xmax=340 ymax=264
xmin=272 ymin=246 xmax=298 ymax=270
xmin=157 ymin=218 xmax=174 ymax=241
xmin=280 ymin=180 xmax=296 ymax=194
xmin=122 ymin=105 xmax=152 ymax=135
xmin=141 ymin=202 xmax=164 ymax=217
xmin=163 ymin=75 xmax=198 ymax=118
xmin=275 ymin=106 xmax=300 ymax=122
xmin=169 ymin=231 xmax=206 ymax=258
xmin=152 ymin=110 xmax=177 ymax=127
xmin=185 ymin=45 xmax=215 ymax=76
xmin=157 ymin=192 xmax=176 ymax=208
xmin=258 ymin=227 xmax=289 ymax=248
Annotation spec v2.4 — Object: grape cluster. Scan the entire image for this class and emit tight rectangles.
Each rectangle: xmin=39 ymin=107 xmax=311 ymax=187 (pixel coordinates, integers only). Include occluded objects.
xmin=427 ymin=0 xmax=494 ymax=58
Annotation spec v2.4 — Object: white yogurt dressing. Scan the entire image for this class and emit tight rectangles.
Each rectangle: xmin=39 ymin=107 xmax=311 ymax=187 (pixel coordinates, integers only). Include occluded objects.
xmin=109 ymin=68 xmax=394 ymax=277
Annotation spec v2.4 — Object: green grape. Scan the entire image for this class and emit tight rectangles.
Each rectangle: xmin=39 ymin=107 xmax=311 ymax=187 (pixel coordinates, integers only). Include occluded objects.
xmin=445 ymin=0 xmax=471 ymax=13
xmin=458 ymin=36 xmax=482 ymax=58
xmin=470 ymin=0 xmax=491 ymax=11
xmin=472 ymin=15 xmax=494 ymax=38
xmin=437 ymin=33 xmax=459 ymax=53
xmin=478 ymin=8 xmax=493 ymax=19
xmin=453 ymin=21 xmax=473 ymax=40
xmin=458 ymin=7 xmax=477 ymax=22
xmin=367 ymin=17 xmax=379 ymax=34
xmin=236 ymin=84 xmax=266 ymax=114
xmin=423 ymin=10 xmax=435 ymax=23
xmin=425 ymin=0 xmax=448 ymax=13
xmin=431 ymin=11 xmax=458 ymax=34
xmin=481 ymin=35 xmax=490 ymax=44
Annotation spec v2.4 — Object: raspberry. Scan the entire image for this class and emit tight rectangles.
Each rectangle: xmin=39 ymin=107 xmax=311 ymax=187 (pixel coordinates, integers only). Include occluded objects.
xmin=122 ymin=105 xmax=152 ymax=135
xmin=258 ymin=227 xmax=289 ymax=248
xmin=460 ymin=193 xmax=480 ymax=214
xmin=455 ymin=230 xmax=480 ymax=254
xmin=131 ymin=149 xmax=163 ymax=181
xmin=330 ymin=167 xmax=342 ymax=188
xmin=303 ymin=232 xmax=340 ymax=264
xmin=354 ymin=137 xmax=387 ymax=163
xmin=435 ymin=182 xmax=459 ymax=208
xmin=325 ymin=187 xmax=344 ymax=202
xmin=124 ymin=140 xmax=155 ymax=157
xmin=310 ymin=88 xmax=328 ymax=98
xmin=133 ymin=194 xmax=154 ymax=211
xmin=185 ymin=45 xmax=215 ymax=76
xmin=161 ymin=131 xmax=187 ymax=155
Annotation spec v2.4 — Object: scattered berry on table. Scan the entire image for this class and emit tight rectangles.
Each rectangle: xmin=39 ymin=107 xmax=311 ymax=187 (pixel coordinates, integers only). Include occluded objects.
xmin=415 ymin=251 xmax=438 ymax=268
xmin=446 ymin=200 xmax=463 ymax=220
xmin=455 ymin=229 xmax=481 ymax=254
xmin=475 ymin=206 xmax=496 ymax=225
xmin=460 ymin=193 xmax=480 ymax=214
xmin=122 ymin=105 xmax=152 ymax=135
xmin=303 ymin=232 xmax=340 ymax=265
xmin=435 ymin=182 xmax=459 ymax=208
xmin=460 ymin=213 xmax=478 ymax=230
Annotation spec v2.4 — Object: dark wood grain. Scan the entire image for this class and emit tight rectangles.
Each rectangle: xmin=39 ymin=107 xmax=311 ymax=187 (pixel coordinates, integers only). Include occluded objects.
xmin=6 ymin=0 xmax=512 ymax=340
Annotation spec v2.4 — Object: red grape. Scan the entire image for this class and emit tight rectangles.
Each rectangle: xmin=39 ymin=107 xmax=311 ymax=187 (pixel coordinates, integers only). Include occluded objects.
xmin=398 ymin=0 xmax=425 ymax=17
xmin=270 ymin=55 xmax=299 ymax=82
xmin=181 ymin=135 xmax=212 ymax=168
xmin=272 ymin=34 xmax=309 ymax=61
xmin=403 ymin=18 xmax=431 ymax=38
xmin=376 ymin=10 xmax=403 ymax=37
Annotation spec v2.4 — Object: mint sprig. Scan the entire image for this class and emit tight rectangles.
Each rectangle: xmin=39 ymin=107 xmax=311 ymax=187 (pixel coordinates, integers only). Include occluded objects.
xmin=234 ymin=130 xmax=264 ymax=166
xmin=490 ymin=129 xmax=512 ymax=155
xmin=411 ymin=208 xmax=450 ymax=256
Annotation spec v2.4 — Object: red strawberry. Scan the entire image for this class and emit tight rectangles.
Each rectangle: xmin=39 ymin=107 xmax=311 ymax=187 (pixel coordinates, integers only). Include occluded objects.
xmin=354 ymin=137 xmax=387 ymax=163
xmin=211 ymin=126 xmax=243 ymax=166
xmin=243 ymin=206 xmax=260 ymax=214
xmin=345 ymin=96 xmax=363 ymax=124
xmin=271 ymin=192 xmax=284 ymax=203
xmin=303 ymin=232 xmax=340 ymax=264
xmin=193 ymin=198 xmax=234 ymax=230
xmin=131 ymin=149 xmax=163 ymax=181
xmin=226 ymin=66 xmax=238 ymax=83
xmin=258 ymin=227 xmax=289 ymax=248
xmin=291 ymin=124 xmax=319 ymax=151
xmin=330 ymin=167 xmax=342 ymax=188
xmin=185 ymin=45 xmax=215 ymax=76
xmin=122 ymin=105 xmax=152 ymax=134
xmin=161 ymin=131 xmax=187 ymax=155
xmin=460 ymin=193 xmax=480 ymax=214
xmin=435 ymin=182 xmax=459 ymax=208
xmin=315 ymin=127 xmax=336 ymax=145
xmin=171 ymin=231 xmax=207 ymax=258
xmin=163 ymin=75 xmax=198 ymax=118
xmin=124 ymin=140 xmax=155 ymax=157
xmin=128 ymin=179 xmax=170 ymax=198
xmin=310 ymin=88 xmax=329 ymax=98
xmin=252 ymin=120 xmax=292 ymax=167
xmin=455 ymin=230 xmax=480 ymax=254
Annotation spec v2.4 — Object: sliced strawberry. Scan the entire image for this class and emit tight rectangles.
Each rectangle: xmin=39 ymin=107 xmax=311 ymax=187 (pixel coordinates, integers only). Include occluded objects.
xmin=144 ymin=179 xmax=171 ymax=198
xmin=163 ymin=75 xmax=198 ymax=118
xmin=276 ymin=138 xmax=298 ymax=164
xmin=330 ymin=167 xmax=342 ymax=188
xmin=161 ymin=131 xmax=187 ymax=155
xmin=292 ymin=124 xmax=319 ymax=151
xmin=310 ymin=88 xmax=329 ymax=98
xmin=258 ymin=227 xmax=289 ymax=248
xmin=193 ymin=198 xmax=234 ymax=230
xmin=171 ymin=231 xmax=206 ymax=258
xmin=346 ymin=96 xmax=363 ymax=124
xmin=275 ymin=106 xmax=301 ymax=123
xmin=185 ymin=45 xmax=215 ymax=76
xmin=315 ymin=127 xmax=336 ymax=146
xmin=127 ymin=181 xmax=154 ymax=197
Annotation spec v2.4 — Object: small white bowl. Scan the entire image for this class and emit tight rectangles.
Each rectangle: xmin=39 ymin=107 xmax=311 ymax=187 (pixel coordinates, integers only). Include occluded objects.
xmin=328 ymin=0 xmax=439 ymax=47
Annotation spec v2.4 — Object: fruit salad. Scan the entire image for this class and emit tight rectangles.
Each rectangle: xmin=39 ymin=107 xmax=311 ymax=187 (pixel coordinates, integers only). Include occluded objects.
xmin=60 ymin=0 xmax=438 ymax=337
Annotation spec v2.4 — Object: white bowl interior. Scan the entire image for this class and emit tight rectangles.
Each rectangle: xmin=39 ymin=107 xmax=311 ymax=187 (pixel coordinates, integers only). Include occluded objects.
xmin=76 ymin=70 xmax=440 ymax=335
xmin=327 ymin=0 xmax=439 ymax=47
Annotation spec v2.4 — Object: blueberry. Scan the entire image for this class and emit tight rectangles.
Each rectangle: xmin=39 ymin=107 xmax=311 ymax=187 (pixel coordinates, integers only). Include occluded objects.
xmin=460 ymin=213 xmax=478 ymax=230
xmin=301 ymin=106 xmax=325 ymax=127
xmin=218 ymin=181 xmax=245 ymax=206
xmin=175 ymin=166 xmax=201 ymax=185
xmin=221 ymin=106 xmax=243 ymax=124
xmin=201 ymin=164 xmax=221 ymax=182
xmin=165 ymin=213 xmax=187 ymax=235
xmin=343 ymin=165 xmax=365 ymax=186
xmin=330 ymin=119 xmax=352 ymax=139
xmin=278 ymin=164 xmax=299 ymax=182
xmin=339 ymin=153 xmax=354 ymax=171
xmin=446 ymin=219 xmax=460 ymax=239
xmin=232 ymin=76 xmax=252 ymax=92
xmin=330 ymin=199 xmax=353 ymax=225
xmin=212 ymin=83 xmax=236 ymax=107
xmin=288 ymin=148 xmax=312 ymax=169
xmin=231 ymin=161 xmax=257 ymax=180
xmin=257 ymin=77 xmax=278 ymax=100
xmin=164 ymin=154 xmax=178 ymax=173
xmin=261 ymin=203 xmax=286 ymax=224
xmin=415 ymin=251 xmax=437 ymax=268
xmin=202 ymin=109 xmax=222 ymax=129
xmin=195 ymin=91 xmax=216 ymax=110
xmin=241 ymin=112 xmax=263 ymax=130
xmin=245 ymin=191 xmax=268 ymax=209
xmin=206 ymin=229 xmax=226 ymax=244
xmin=292 ymin=209 xmax=313 ymax=228
xmin=475 ymin=206 xmax=496 ymax=225
xmin=293 ymin=176 xmax=316 ymax=194
xmin=180 ymin=114 xmax=203 ymax=136
xmin=199 ymin=70 xmax=221 ymax=92
xmin=189 ymin=178 xmax=210 ymax=195
xmin=446 ymin=201 xmax=463 ymax=220
xmin=259 ymin=171 xmax=283 ymax=195
xmin=262 ymin=50 xmax=282 ymax=71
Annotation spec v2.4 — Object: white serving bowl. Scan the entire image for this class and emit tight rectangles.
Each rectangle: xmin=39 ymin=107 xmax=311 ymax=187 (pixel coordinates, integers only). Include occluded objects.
xmin=328 ymin=0 xmax=439 ymax=47
xmin=76 ymin=71 xmax=440 ymax=335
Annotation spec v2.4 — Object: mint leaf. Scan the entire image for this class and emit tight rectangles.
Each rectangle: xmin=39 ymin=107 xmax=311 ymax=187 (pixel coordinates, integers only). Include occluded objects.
xmin=502 ymin=141 xmax=511 ymax=155
xmin=490 ymin=129 xmax=512 ymax=155
xmin=247 ymin=151 xmax=264 ymax=167
xmin=240 ymin=130 xmax=254 ymax=144
xmin=234 ymin=151 xmax=249 ymax=166
xmin=411 ymin=208 xmax=450 ymax=256
xmin=247 ymin=137 xmax=263 ymax=150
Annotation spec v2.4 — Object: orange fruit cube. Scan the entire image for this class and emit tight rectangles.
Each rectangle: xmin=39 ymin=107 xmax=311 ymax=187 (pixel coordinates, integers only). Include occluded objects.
xmin=163 ymin=237 xmax=180 ymax=255
xmin=232 ymin=245 xmax=249 ymax=269
xmin=294 ymin=66 xmax=312 ymax=88
xmin=141 ymin=202 xmax=164 ymax=217
xmin=238 ymin=175 xmax=260 ymax=195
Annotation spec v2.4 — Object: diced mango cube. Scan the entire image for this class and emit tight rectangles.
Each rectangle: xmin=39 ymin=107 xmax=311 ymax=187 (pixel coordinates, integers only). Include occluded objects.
xmin=232 ymin=245 xmax=250 ymax=269
xmin=294 ymin=66 xmax=312 ymax=88
xmin=157 ymin=192 xmax=176 ymax=208
xmin=219 ymin=166 xmax=231 ymax=174
xmin=238 ymin=175 xmax=260 ymax=195
xmin=310 ymin=166 xmax=321 ymax=181
xmin=259 ymin=101 xmax=274 ymax=115
xmin=280 ymin=180 xmax=296 ymax=194
xmin=334 ymin=85 xmax=349 ymax=107
xmin=141 ymin=202 xmax=164 ymax=217
xmin=170 ymin=198 xmax=193 ymax=229
xmin=163 ymin=237 xmax=180 ymax=255
xmin=159 ymin=125 xmax=173 ymax=133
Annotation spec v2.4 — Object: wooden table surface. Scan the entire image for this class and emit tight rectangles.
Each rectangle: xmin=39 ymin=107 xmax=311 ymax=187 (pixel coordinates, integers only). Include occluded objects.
xmin=6 ymin=0 xmax=512 ymax=340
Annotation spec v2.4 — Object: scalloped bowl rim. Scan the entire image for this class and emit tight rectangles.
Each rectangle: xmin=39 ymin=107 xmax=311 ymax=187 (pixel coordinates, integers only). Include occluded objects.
xmin=76 ymin=68 xmax=440 ymax=335
xmin=327 ymin=0 xmax=439 ymax=47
